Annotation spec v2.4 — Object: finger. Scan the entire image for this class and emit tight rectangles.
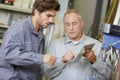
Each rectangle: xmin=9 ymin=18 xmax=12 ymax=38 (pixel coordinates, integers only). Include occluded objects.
xmin=65 ymin=53 xmax=72 ymax=60
xmin=69 ymin=50 xmax=76 ymax=57
xmin=62 ymin=51 xmax=74 ymax=62
xmin=51 ymin=56 xmax=56 ymax=63
xmin=51 ymin=56 xmax=56 ymax=62
xmin=83 ymin=52 xmax=92 ymax=58
xmin=65 ymin=51 xmax=72 ymax=57
xmin=49 ymin=60 xmax=55 ymax=67
xmin=62 ymin=54 xmax=70 ymax=62
xmin=48 ymin=60 xmax=52 ymax=67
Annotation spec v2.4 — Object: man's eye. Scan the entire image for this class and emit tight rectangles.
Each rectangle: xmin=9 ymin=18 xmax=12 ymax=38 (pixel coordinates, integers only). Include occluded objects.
xmin=73 ymin=22 xmax=77 ymax=25
xmin=65 ymin=23 xmax=70 ymax=26
xmin=47 ymin=15 xmax=51 ymax=17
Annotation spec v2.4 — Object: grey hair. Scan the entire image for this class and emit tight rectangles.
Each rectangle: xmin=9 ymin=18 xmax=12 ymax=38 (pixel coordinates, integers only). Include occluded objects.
xmin=64 ymin=9 xmax=82 ymax=20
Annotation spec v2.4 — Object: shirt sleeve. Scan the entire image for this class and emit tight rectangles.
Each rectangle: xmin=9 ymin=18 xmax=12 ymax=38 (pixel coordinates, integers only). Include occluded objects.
xmin=92 ymin=59 xmax=114 ymax=80
xmin=91 ymin=40 xmax=113 ymax=80
xmin=41 ymin=41 xmax=66 ymax=79
xmin=2 ymin=28 xmax=43 ymax=67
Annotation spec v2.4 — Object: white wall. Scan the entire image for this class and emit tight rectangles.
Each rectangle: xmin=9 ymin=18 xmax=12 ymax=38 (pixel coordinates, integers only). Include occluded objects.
xmin=43 ymin=0 xmax=69 ymax=40
xmin=99 ymin=0 xmax=109 ymax=34
xmin=74 ymin=0 xmax=97 ymax=34
xmin=56 ymin=0 xmax=69 ymax=18
xmin=52 ymin=0 xmax=69 ymax=39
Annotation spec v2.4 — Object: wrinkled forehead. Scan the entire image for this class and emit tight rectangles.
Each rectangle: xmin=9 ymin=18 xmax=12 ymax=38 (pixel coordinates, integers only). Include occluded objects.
xmin=64 ymin=13 xmax=81 ymax=22
xmin=65 ymin=13 xmax=80 ymax=19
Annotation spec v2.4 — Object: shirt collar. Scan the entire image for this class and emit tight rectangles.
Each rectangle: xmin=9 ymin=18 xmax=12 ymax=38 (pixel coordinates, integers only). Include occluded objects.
xmin=64 ymin=32 xmax=86 ymax=45
xmin=28 ymin=16 xmax=43 ymax=35
xmin=27 ymin=16 xmax=44 ymax=40
xmin=28 ymin=16 xmax=35 ymax=33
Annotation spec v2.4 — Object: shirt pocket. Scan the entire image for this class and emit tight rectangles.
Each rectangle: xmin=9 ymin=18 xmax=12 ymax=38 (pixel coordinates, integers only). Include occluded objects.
xmin=24 ymin=42 xmax=42 ymax=53
xmin=79 ymin=73 xmax=92 ymax=80
xmin=55 ymin=50 xmax=66 ymax=62
xmin=24 ymin=42 xmax=33 ymax=51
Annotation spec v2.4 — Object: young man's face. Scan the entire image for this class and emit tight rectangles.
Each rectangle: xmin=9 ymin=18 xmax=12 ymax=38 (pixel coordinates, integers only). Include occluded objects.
xmin=36 ymin=10 xmax=56 ymax=28
xmin=64 ymin=13 xmax=84 ymax=41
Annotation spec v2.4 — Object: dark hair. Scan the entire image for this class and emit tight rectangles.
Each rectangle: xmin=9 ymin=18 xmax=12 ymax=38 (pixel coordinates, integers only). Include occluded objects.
xmin=31 ymin=0 xmax=60 ymax=15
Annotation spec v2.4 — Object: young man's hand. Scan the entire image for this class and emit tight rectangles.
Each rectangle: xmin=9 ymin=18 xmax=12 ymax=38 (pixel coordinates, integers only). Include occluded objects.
xmin=43 ymin=54 xmax=56 ymax=67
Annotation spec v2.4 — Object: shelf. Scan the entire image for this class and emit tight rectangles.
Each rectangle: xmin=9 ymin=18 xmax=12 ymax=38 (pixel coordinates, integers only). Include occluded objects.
xmin=0 ymin=24 xmax=8 ymax=29
xmin=0 ymin=4 xmax=32 ymax=14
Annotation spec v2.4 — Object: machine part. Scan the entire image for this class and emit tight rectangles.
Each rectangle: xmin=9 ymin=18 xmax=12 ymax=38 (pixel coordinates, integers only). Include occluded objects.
xmin=103 ymin=23 xmax=120 ymax=36
xmin=44 ymin=23 xmax=55 ymax=53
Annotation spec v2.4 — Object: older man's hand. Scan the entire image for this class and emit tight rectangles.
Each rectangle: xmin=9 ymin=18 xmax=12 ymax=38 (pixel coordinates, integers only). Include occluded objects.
xmin=62 ymin=50 xmax=76 ymax=63
xmin=83 ymin=50 xmax=96 ymax=64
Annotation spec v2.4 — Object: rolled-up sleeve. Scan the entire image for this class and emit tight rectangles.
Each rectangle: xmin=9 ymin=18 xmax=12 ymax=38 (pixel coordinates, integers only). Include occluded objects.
xmin=92 ymin=58 xmax=114 ymax=80
xmin=42 ymin=41 xmax=66 ymax=79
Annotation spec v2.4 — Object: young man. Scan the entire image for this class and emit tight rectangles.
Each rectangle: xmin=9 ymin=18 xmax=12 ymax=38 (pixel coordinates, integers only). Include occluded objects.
xmin=0 ymin=0 xmax=60 ymax=80
xmin=43 ymin=9 xmax=113 ymax=80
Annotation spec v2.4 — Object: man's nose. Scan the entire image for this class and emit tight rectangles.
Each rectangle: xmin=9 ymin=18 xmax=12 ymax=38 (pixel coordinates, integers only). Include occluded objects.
xmin=49 ymin=17 xmax=54 ymax=23
xmin=70 ymin=25 xmax=73 ymax=30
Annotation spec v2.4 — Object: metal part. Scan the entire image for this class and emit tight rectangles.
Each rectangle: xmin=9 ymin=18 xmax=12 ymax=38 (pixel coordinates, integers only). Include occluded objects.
xmin=103 ymin=23 xmax=120 ymax=36
xmin=101 ymin=23 xmax=120 ymax=80
xmin=44 ymin=23 xmax=55 ymax=53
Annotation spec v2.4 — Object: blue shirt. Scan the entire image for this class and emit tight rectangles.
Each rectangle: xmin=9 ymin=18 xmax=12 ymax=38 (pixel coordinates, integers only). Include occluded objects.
xmin=42 ymin=33 xmax=113 ymax=80
xmin=0 ymin=16 xmax=44 ymax=80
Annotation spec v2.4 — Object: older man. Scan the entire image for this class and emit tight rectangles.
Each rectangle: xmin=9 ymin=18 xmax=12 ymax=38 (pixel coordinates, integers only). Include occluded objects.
xmin=42 ymin=9 xmax=113 ymax=80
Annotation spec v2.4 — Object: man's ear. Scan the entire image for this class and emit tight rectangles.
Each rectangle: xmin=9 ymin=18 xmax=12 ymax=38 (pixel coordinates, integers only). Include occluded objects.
xmin=34 ymin=9 xmax=40 ymax=15
xmin=80 ymin=20 xmax=84 ymax=28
